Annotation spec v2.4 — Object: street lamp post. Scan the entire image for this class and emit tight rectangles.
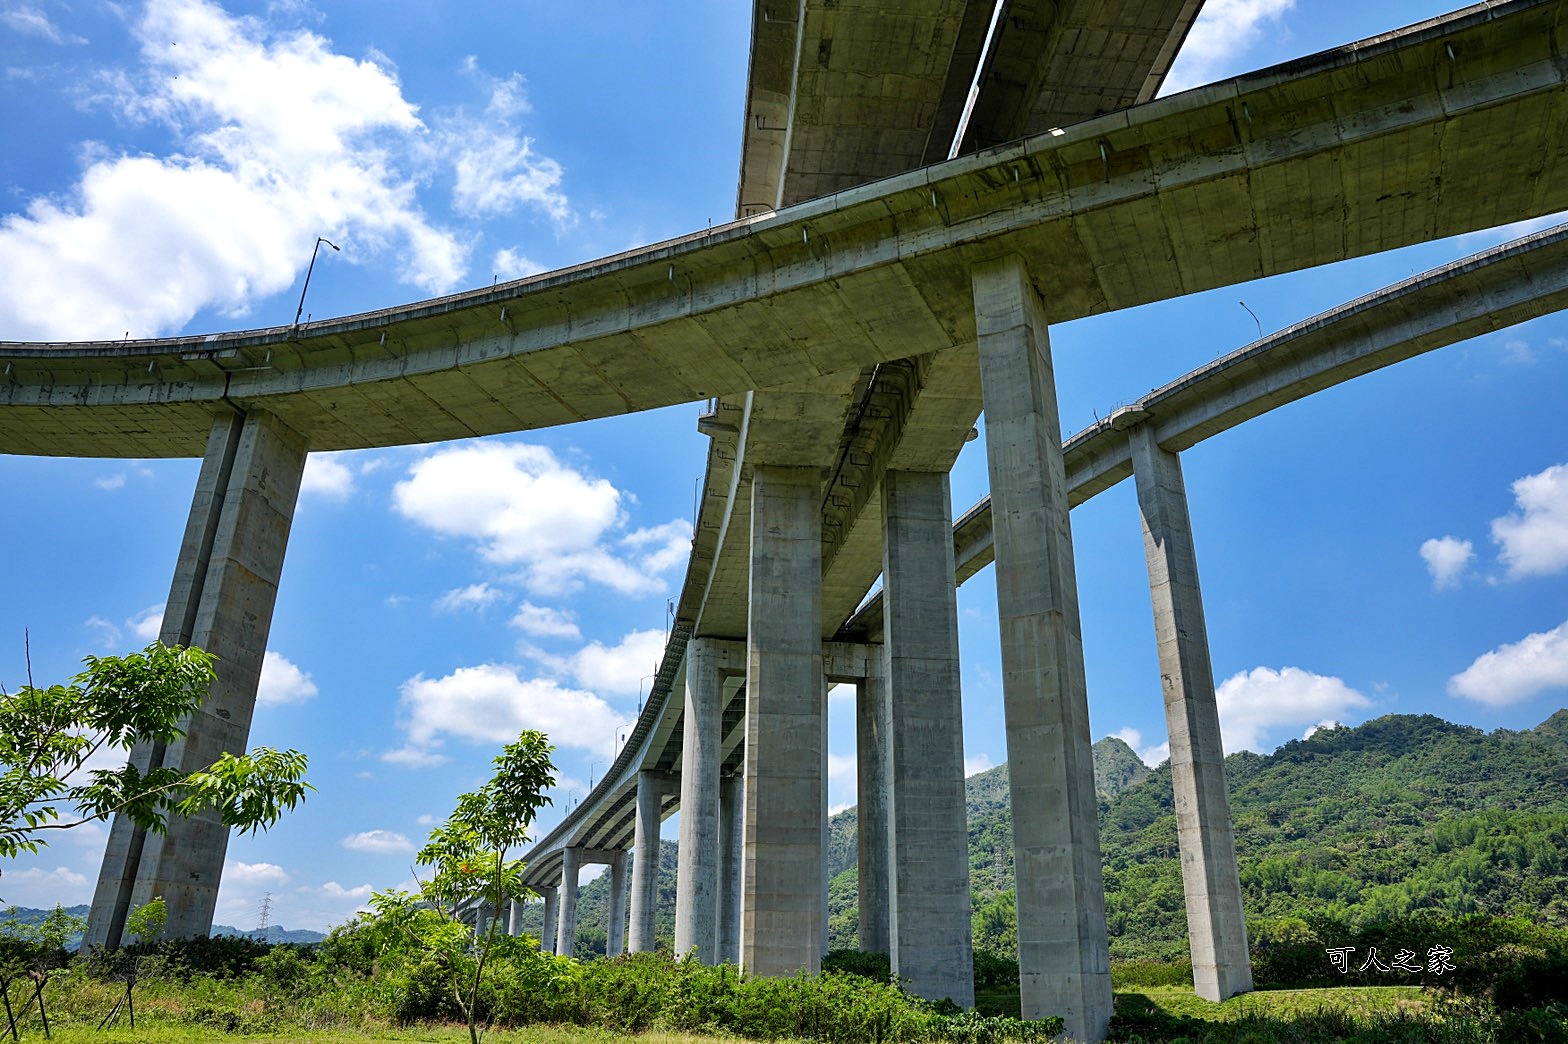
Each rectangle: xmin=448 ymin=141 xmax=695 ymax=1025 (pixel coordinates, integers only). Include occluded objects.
xmin=293 ymin=236 xmax=340 ymax=327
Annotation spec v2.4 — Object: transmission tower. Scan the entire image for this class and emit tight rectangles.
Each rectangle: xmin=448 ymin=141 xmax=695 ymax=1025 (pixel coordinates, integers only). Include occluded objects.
xmin=255 ymin=892 xmax=273 ymax=939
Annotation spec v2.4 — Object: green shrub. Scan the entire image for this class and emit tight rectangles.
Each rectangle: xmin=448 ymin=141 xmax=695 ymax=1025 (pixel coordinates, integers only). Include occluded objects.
xmin=824 ymin=948 xmax=893 ymax=981
xmin=972 ymin=949 xmax=1019 ymax=991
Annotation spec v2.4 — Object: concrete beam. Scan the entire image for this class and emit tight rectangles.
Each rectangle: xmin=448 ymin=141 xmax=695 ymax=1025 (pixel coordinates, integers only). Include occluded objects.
xmin=85 ymin=409 xmax=306 ymax=949
xmin=1129 ymin=425 xmax=1253 ymax=1002
xmin=741 ymin=465 xmax=825 ymax=977
xmin=881 ymin=469 xmax=973 ymax=1005
xmin=9 ymin=2 xmax=1567 ymax=458
xmin=972 ymin=257 xmax=1110 ymax=1040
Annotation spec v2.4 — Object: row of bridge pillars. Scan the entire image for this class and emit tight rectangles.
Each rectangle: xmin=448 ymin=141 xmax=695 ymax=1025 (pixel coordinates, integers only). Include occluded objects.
xmin=537 ymin=258 xmax=1251 ymax=1043
xmin=82 ymin=255 xmax=1250 ymax=1043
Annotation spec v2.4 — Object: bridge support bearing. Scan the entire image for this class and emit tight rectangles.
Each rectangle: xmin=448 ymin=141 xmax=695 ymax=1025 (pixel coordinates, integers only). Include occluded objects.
xmin=607 ymin=850 xmax=631 ymax=957
xmin=855 ymin=660 xmax=892 ymax=955
xmin=718 ymin=772 xmax=744 ymax=963
xmin=1129 ymin=426 xmax=1254 ymax=1002
xmin=972 ymin=257 xmax=1111 ymax=1042
xmin=556 ymin=848 xmax=581 ymax=956
xmin=85 ymin=409 xmax=307 ymax=950
xmin=539 ymin=885 xmax=560 ymax=953
xmin=629 ymin=771 xmax=665 ymax=952
xmin=677 ymin=639 xmax=725 ymax=961
xmin=741 ymin=465 xmax=825 ymax=977
xmin=882 ymin=469 xmax=975 ymax=1007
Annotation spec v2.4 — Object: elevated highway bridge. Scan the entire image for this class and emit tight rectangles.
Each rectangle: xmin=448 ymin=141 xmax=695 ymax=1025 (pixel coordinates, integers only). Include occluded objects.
xmin=4 ymin=1 xmax=1568 ymax=1038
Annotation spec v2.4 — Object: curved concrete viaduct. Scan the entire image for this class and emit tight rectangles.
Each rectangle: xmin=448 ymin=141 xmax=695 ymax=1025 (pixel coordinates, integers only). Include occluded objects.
xmin=515 ymin=215 xmax=1568 ymax=966
xmin=5 ymin=2 xmax=1568 ymax=1039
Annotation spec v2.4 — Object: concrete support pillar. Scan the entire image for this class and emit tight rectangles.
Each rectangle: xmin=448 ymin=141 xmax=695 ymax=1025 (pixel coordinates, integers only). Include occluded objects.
xmin=629 ymin=771 xmax=664 ymax=953
xmin=1130 ymin=425 xmax=1254 ymax=1002
xmin=607 ymin=850 xmax=631 ymax=957
xmin=718 ymin=772 xmax=744 ymax=963
xmin=508 ymin=899 xmax=524 ymax=936
xmin=85 ymin=409 xmax=308 ymax=950
xmin=676 ymin=639 xmax=723 ymax=962
xmin=856 ymin=663 xmax=891 ymax=956
xmin=540 ymin=885 xmax=560 ymax=953
xmin=881 ymin=469 xmax=975 ymax=1006
xmin=972 ymin=257 xmax=1111 ymax=1041
xmin=556 ymin=849 xmax=580 ymax=957
xmin=741 ymin=465 xmax=825 ymax=977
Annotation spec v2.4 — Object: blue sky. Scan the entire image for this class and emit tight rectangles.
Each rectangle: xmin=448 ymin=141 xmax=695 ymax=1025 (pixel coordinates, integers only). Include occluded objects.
xmin=2 ymin=0 xmax=1566 ymax=933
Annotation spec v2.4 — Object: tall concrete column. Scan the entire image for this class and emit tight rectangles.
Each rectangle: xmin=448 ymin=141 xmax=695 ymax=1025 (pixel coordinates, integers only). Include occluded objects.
xmin=1130 ymin=425 xmax=1253 ymax=1002
xmin=676 ymin=639 xmax=723 ymax=962
xmin=856 ymin=663 xmax=891 ymax=956
xmin=741 ymin=464 xmax=825 ymax=977
xmin=508 ymin=899 xmax=524 ymax=936
xmin=556 ymin=849 xmax=580 ymax=957
xmin=718 ymin=772 xmax=744 ymax=963
xmin=85 ymin=409 xmax=308 ymax=950
xmin=881 ymin=469 xmax=974 ymax=1006
xmin=607 ymin=850 xmax=631 ymax=957
xmin=973 ymin=256 xmax=1111 ymax=1041
xmin=629 ymin=771 xmax=664 ymax=952
xmin=540 ymin=885 xmax=560 ymax=953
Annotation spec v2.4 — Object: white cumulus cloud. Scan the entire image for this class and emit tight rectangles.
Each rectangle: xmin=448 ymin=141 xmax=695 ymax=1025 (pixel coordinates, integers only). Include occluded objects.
xmin=434 ymin=583 xmax=503 ymax=613
xmin=258 ymin=650 xmax=318 ymax=706
xmin=128 ymin=604 xmax=165 ymax=642
xmin=3 ymin=5 xmax=86 ymax=45
xmin=320 ymin=881 xmax=375 ymax=900
xmin=1161 ymin=0 xmax=1295 ymax=95
xmin=0 ymin=0 xmax=461 ymax=339
xmin=0 ymin=866 xmax=91 ymax=908
xmin=511 ymin=602 xmax=581 ymax=640
xmin=1492 ymin=464 xmax=1568 ymax=578
xmin=1421 ymin=536 xmax=1474 ymax=589
xmin=964 ymin=752 xmax=995 ymax=777
xmin=1448 ymin=620 xmax=1568 ymax=707
xmin=300 ymin=452 xmax=358 ymax=500
xmin=392 ymin=441 xmax=689 ymax=595
xmin=492 ymin=247 xmax=545 ymax=282
xmin=224 ymin=860 xmax=291 ymax=886
xmin=398 ymin=662 xmax=620 ymax=756
xmin=563 ymin=629 xmax=666 ymax=697
xmin=1215 ymin=666 xmax=1372 ymax=754
xmin=340 ymin=829 xmax=414 ymax=854
xmin=1109 ymin=727 xmax=1169 ymax=768
xmin=381 ymin=745 xmax=449 ymax=768
xmin=444 ymin=71 xmax=570 ymax=223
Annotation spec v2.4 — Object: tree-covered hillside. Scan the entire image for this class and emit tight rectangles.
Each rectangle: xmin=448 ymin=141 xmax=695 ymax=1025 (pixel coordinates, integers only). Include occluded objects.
xmin=521 ymin=710 xmax=1568 ymax=962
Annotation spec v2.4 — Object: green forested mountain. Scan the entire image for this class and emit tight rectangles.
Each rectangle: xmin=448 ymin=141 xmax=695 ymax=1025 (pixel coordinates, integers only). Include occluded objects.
xmin=965 ymin=710 xmax=1568 ymax=959
xmin=524 ymin=710 xmax=1568 ymax=961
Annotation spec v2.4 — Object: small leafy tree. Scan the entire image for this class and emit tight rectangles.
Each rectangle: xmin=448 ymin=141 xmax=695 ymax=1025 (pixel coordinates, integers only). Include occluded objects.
xmin=0 ymin=640 xmax=313 ymax=860
xmin=124 ymin=897 xmax=166 ymax=946
xmin=0 ymin=904 xmax=83 ymax=1040
xmin=99 ymin=897 xmax=165 ymax=1030
xmin=370 ymin=731 xmax=555 ymax=1044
